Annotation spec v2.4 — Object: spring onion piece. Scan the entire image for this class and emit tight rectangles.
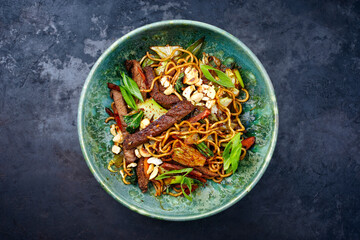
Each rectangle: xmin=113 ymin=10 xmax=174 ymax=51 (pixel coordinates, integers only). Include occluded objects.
xmin=123 ymin=110 xmax=144 ymax=133
xmin=233 ymin=69 xmax=244 ymax=88
xmin=200 ymin=64 xmax=235 ymax=88
xmin=176 ymin=37 xmax=205 ymax=60
xmin=119 ymin=86 xmax=138 ymax=110
xmin=188 ymin=37 xmax=205 ymax=55
xmin=121 ymin=72 xmax=144 ymax=102
xmin=112 ymin=154 xmax=124 ymax=168
xmin=165 ymin=175 xmax=194 ymax=201
xmin=174 ymin=37 xmax=205 ymax=61
xmin=196 ymin=142 xmax=214 ymax=157
xmin=181 ymin=176 xmax=193 ymax=201
xmin=223 ymin=132 xmax=243 ymax=173
xmin=155 ymin=168 xmax=195 ymax=201
xmin=155 ymin=168 xmax=193 ymax=180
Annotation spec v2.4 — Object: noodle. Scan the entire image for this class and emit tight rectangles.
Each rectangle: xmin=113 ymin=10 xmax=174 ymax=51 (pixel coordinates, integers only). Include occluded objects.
xmin=140 ymin=75 xmax=161 ymax=93
xmin=106 ymin=41 xmax=254 ymax=197
xmin=105 ymin=116 xmax=115 ymax=123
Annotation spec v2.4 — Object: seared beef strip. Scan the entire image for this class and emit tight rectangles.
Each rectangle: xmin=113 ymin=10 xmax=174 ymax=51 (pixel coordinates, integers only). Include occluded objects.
xmin=124 ymin=100 xmax=195 ymax=149
xmin=194 ymin=166 xmax=219 ymax=177
xmin=110 ymin=90 xmax=127 ymax=119
xmin=143 ymin=66 xmax=180 ymax=109
xmin=110 ymin=89 xmax=137 ymax=163
xmin=136 ymin=158 xmax=149 ymax=192
xmin=125 ymin=60 xmax=147 ymax=100
xmin=162 ymin=162 xmax=203 ymax=178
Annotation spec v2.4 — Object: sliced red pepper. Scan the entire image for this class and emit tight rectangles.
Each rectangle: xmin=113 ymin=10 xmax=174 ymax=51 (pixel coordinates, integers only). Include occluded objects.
xmin=242 ymin=136 xmax=255 ymax=150
xmin=105 ymin=107 xmax=115 ymax=117
xmin=188 ymin=109 xmax=211 ymax=123
xmin=171 ymin=134 xmax=181 ymax=140
xmin=114 ymin=115 xmax=123 ymax=131
xmin=111 ymin=105 xmax=123 ymax=131
xmin=107 ymin=82 xmax=121 ymax=91
xmin=105 ymin=107 xmax=123 ymax=131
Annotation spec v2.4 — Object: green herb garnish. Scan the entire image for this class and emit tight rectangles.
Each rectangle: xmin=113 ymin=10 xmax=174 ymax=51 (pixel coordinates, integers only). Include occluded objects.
xmin=176 ymin=37 xmax=205 ymax=60
xmin=156 ymin=168 xmax=194 ymax=201
xmin=200 ymin=64 xmax=235 ymax=88
xmin=233 ymin=69 xmax=244 ymax=88
xmin=119 ymin=85 xmax=138 ymax=110
xmin=121 ymin=72 xmax=144 ymax=102
xmin=123 ymin=110 xmax=144 ymax=133
xmin=185 ymin=36 xmax=205 ymax=57
xmin=223 ymin=132 xmax=243 ymax=173
xmin=195 ymin=142 xmax=214 ymax=158
xmin=155 ymin=168 xmax=193 ymax=180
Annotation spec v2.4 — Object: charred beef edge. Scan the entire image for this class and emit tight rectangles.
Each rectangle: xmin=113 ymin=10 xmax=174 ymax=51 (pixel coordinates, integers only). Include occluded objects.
xmin=136 ymin=158 xmax=149 ymax=192
xmin=143 ymin=66 xmax=180 ymax=109
xmin=124 ymin=100 xmax=195 ymax=149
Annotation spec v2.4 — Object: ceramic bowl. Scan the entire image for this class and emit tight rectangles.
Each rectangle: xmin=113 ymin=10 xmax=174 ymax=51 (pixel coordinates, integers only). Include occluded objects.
xmin=78 ymin=20 xmax=278 ymax=221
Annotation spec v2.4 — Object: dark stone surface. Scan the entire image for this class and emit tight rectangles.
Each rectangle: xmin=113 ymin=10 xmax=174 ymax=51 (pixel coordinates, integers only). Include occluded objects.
xmin=1 ymin=0 xmax=359 ymax=239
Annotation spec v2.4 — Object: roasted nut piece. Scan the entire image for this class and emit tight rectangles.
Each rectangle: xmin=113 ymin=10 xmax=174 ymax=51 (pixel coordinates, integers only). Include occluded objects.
xmin=134 ymin=149 xmax=141 ymax=158
xmin=112 ymin=132 xmax=123 ymax=143
xmin=190 ymin=91 xmax=204 ymax=102
xmin=127 ymin=163 xmax=137 ymax=168
xmin=112 ymin=145 xmax=121 ymax=154
xmin=149 ymin=166 xmax=159 ymax=180
xmin=146 ymin=164 xmax=154 ymax=175
xmin=147 ymin=157 xmax=163 ymax=166
xmin=183 ymin=67 xmax=200 ymax=85
xmin=164 ymin=85 xmax=175 ymax=95
xmin=140 ymin=118 xmax=150 ymax=130
xmin=183 ymin=85 xmax=195 ymax=100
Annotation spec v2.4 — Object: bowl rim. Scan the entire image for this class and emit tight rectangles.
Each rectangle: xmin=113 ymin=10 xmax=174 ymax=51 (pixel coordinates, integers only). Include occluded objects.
xmin=77 ymin=19 xmax=279 ymax=221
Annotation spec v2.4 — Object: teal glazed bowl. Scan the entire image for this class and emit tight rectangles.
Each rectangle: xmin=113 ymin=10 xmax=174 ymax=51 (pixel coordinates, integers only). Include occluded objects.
xmin=78 ymin=20 xmax=278 ymax=221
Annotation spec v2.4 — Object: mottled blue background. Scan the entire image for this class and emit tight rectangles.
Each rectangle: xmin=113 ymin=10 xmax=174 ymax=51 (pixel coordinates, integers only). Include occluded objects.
xmin=0 ymin=0 xmax=359 ymax=239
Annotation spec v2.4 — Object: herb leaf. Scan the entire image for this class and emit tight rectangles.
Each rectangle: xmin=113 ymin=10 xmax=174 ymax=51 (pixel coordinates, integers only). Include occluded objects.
xmin=121 ymin=72 xmax=144 ymax=102
xmin=200 ymin=64 xmax=235 ymax=88
xmin=119 ymin=86 xmax=138 ymax=110
xmin=155 ymin=168 xmax=193 ymax=180
xmin=177 ymin=37 xmax=205 ymax=60
xmin=181 ymin=177 xmax=193 ymax=201
xmin=156 ymin=168 xmax=195 ymax=201
xmin=188 ymin=37 xmax=205 ymax=57
xmin=123 ymin=111 xmax=144 ymax=134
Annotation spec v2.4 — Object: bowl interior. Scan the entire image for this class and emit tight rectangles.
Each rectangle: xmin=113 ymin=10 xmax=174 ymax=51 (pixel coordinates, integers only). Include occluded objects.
xmin=78 ymin=20 xmax=278 ymax=220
